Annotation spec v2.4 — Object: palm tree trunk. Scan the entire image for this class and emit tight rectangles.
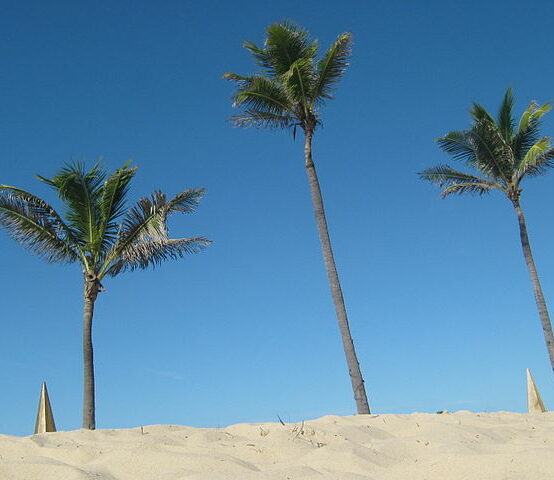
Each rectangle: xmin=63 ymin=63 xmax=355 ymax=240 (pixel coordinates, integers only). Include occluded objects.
xmin=82 ymin=274 xmax=98 ymax=429
xmin=512 ymin=199 xmax=554 ymax=372
xmin=303 ymin=129 xmax=370 ymax=414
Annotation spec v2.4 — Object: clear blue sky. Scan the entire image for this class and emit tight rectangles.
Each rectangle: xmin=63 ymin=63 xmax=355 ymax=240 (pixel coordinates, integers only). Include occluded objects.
xmin=1 ymin=0 xmax=554 ymax=436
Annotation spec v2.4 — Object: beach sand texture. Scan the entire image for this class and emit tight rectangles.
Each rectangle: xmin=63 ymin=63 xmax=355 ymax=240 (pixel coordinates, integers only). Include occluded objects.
xmin=1 ymin=411 xmax=553 ymax=479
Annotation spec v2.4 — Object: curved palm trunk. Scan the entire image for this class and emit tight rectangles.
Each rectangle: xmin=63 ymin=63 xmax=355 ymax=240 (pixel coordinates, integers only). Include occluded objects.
xmin=512 ymin=199 xmax=554 ymax=372
xmin=304 ymin=130 xmax=370 ymax=414
xmin=82 ymin=274 xmax=98 ymax=429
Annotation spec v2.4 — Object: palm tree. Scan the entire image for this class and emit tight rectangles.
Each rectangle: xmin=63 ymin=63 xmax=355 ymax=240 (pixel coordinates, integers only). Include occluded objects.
xmin=420 ymin=88 xmax=554 ymax=373
xmin=0 ymin=162 xmax=210 ymax=429
xmin=223 ymin=22 xmax=370 ymax=414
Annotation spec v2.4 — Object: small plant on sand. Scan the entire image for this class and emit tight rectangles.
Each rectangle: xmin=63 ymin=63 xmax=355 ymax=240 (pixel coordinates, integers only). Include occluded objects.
xmin=0 ymin=162 xmax=210 ymax=429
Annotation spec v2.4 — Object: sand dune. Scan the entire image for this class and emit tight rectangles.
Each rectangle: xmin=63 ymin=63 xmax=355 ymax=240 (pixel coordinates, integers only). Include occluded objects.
xmin=1 ymin=412 xmax=553 ymax=479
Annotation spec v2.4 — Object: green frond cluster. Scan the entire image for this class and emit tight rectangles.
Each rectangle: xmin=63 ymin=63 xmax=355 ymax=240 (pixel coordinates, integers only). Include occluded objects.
xmin=38 ymin=162 xmax=106 ymax=252
xmin=314 ymin=33 xmax=353 ymax=101
xmin=497 ymin=88 xmax=515 ymax=141
xmin=105 ymin=237 xmax=210 ymax=276
xmin=99 ymin=188 xmax=207 ymax=277
xmin=224 ymin=21 xmax=352 ymax=133
xmin=0 ymin=186 xmax=79 ymax=263
xmin=419 ymin=165 xmax=502 ymax=197
xmin=421 ymin=89 xmax=553 ymax=201
xmin=98 ymin=161 xmax=137 ymax=249
xmin=0 ymin=162 xmax=210 ymax=280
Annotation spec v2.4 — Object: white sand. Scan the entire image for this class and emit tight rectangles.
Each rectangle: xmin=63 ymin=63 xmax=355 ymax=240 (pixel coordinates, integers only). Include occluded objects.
xmin=1 ymin=412 xmax=553 ymax=479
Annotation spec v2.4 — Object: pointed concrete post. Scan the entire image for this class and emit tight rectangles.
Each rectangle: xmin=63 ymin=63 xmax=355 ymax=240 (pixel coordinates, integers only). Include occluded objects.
xmin=34 ymin=382 xmax=56 ymax=434
xmin=526 ymin=368 xmax=547 ymax=413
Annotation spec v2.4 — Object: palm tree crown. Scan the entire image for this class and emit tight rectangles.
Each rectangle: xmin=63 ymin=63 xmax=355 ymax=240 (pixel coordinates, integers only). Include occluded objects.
xmin=420 ymin=88 xmax=553 ymax=202
xmin=0 ymin=161 xmax=209 ymax=286
xmin=223 ymin=22 xmax=352 ymax=134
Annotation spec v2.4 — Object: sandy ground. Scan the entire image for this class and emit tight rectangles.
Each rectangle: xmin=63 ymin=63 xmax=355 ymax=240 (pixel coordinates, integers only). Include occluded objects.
xmin=1 ymin=411 xmax=553 ymax=479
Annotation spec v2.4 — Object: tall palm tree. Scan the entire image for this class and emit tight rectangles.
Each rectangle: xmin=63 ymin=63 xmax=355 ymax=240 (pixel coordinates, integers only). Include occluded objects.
xmin=0 ymin=162 xmax=210 ymax=429
xmin=224 ymin=22 xmax=370 ymax=414
xmin=420 ymin=88 xmax=554 ymax=373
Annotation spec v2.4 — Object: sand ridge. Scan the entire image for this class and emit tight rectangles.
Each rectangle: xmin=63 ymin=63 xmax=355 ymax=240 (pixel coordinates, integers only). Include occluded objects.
xmin=1 ymin=412 xmax=553 ymax=479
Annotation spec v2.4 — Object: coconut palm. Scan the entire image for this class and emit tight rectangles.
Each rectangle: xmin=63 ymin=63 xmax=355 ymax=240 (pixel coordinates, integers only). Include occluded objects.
xmin=223 ymin=22 xmax=370 ymax=414
xmin=0 ymin=162 xmax=210 ymax=429
xmin=420 ymin=88 xmax=554 ymax=373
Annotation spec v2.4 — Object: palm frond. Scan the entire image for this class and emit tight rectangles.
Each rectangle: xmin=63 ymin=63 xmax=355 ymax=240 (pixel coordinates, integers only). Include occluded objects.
xmin=497 ymin=88 xmax=515 ymax=142
xmin=125 ymin=189 xmax=204 ymax=239
xmin=0 ymin=187 xmax=79 ymax=263
xmin=419 ymin=165 xmax=503 ymax=197
xmin=262 ymin=22 xmax=317 ymax=77
xmin=469 ymin=118 xmax=514 ymax=181
xmin=518 ymin=101 xmax=552 ymax=133
xmin=230 ymin=110 xmax=296 ymax=129
xmin=222 ymin=72 xmax=253 ymax=87
xmin=516 ymin=141 xmax=554 ymax=179
xmin=438 ymin=125 xmax=513 ymax=182
xmin=281 ymin=56 xmax=316 ymax=114
xmin=161 ymin=188 xmax=206 ymax=215
xmin=0 ymin=185 xmax=80 ymax=245
xmin=38 ymin=162 xmax=104 ymax=251
xmin=313 ymin=32 xmax=352 ymax=101
xmin=98 ymin=162 xmax=137 ymax=250
xmin=513 ymin=101 xmax=552 ymax=168
xmin=243 ymin=40 xmax=273 ymax=73
xmin=225 ymin=75 xmax=294 ymax=127
xmin=437 ymin=130 xmax=477 ymax=163
xmin=98 ymin=188 xmax=205 ymax=278
xmin=105 ymin=237 xmax=211 ymax=276
xmin=470 ymin=102 xmax=495 ymax=124
xmin=439 ymin=182 xmax=497 ymax=197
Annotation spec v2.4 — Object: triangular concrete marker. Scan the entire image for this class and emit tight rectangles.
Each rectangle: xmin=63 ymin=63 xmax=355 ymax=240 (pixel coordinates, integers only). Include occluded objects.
xmin=526 ymin=368 xmax=547 ymax=413
xmin=34 ymin=382 xmax=56 ymax=434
